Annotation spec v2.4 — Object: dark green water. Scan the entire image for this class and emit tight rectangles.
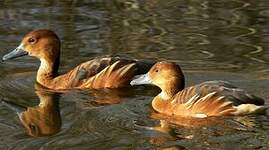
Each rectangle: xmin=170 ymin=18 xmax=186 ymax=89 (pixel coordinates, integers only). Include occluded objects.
xmin=0 ymin=0 xmax=269 ymax=149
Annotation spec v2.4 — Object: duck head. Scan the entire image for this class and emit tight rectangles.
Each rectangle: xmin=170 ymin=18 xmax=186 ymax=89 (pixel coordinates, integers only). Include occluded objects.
xmin=2 ymin=29 xmax=61 ymax=75
xmin=3 ymin=29 xmax=60 ymax=61
xmin=131 ymin=61 xmax=185 ymax=97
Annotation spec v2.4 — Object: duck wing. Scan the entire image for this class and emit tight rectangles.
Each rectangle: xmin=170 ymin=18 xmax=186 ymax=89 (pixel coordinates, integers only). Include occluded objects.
xmin=55 ymin=56 xmax=155 ymax=89
xmin=79 ymin=60 xmax=137 ymax=88
xmin=173 ymin=80 xmax=264 ymax=106
xmin=178 ymin=92 xmax=235 ymax=117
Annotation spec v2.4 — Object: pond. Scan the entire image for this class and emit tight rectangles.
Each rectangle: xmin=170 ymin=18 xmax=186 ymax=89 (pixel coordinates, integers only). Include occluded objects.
xmin=0 ymin=0 xmax=269 ymax=149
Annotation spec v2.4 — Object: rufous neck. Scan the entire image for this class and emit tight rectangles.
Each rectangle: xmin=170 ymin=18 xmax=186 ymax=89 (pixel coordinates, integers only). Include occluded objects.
xmin=159 ymin=78 xmax=185 ymax=100
xmin=37 ymin=56 xmax=60 ymax=85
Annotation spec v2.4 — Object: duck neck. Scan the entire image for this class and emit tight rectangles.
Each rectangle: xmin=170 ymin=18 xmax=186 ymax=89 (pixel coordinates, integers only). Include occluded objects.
xmin=158 ymin=78 xmax=185 ymax=100
xmin=37 ymin=56 xmax=60 ymax=86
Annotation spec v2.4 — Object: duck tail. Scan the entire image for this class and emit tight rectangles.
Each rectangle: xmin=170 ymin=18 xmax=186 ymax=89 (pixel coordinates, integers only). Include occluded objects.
xmin=266 ymin=106 xmax=269 ymax=116
xmin=259 ymin=105 xmax=269 ymax=116
xmin=251 ymin=104 xmax=269 ymax=115
xmin=233 ymin=104 xmax=269 ymax=115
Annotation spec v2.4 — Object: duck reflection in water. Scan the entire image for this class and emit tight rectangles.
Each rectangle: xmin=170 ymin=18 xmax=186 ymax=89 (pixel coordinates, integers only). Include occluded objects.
xmin=1 ymin=84 xmax=61 ymax=137
xmin=141 ymin=110 xmax=263 ymax=149
xmin=80 ymin=86 xmax=159 ymax=107
xmin=136 ymin=111 xmax=225 ymax=150
xmin=86 ymin=88 xmax=131 ymax=106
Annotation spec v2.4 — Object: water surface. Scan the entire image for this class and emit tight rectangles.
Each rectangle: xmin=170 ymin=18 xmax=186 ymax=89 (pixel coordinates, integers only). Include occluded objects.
xmin=0 ymin=0 xmax=269 ymax=149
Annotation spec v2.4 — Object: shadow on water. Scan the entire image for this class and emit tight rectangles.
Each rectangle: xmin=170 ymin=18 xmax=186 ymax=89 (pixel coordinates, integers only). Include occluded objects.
xmin=0 ymin=0 xmax=269 ymax=149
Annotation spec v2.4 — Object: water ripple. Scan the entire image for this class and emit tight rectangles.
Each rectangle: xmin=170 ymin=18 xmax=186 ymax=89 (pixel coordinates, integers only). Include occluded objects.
xmin=0 ymin=0 xmax=269 ymax=149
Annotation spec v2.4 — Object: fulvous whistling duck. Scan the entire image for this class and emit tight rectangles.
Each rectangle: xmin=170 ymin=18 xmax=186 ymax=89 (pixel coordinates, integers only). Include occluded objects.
xmin=2 ymin=29 xmax=154 ymax=90
xmin=131 ymin=61 xmax=268 ymax=118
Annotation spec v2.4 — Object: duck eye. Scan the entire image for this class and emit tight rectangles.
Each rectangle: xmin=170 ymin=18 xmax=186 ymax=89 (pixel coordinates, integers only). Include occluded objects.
xmin=29 ymin=124 xmax=36 ymax=130
xmin=155 ymin=70 xmax=159 ymax=73
xmin=28 ymin=38 xmax=36 ymax=44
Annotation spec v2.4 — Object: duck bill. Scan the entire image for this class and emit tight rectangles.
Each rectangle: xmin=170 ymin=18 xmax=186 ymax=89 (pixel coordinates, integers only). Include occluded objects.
xmin=2 ymin=44 xmax=28 ymax=61
xmin=130 ymin=73 xmax=152 ymax=86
